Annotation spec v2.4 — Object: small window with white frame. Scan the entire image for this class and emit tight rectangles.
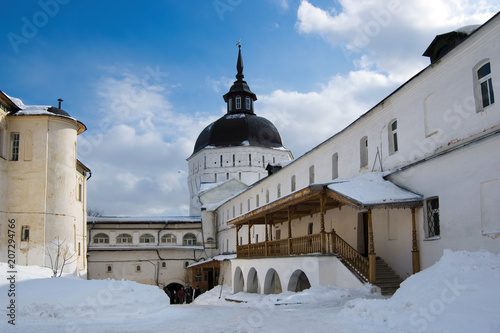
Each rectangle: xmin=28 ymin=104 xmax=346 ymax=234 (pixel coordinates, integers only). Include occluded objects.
xmin=245 ymin=96 xmax=251 ymax=110
xmin=388 ymin=119 xmax=398 ymax=155
xmin=235 ymin=96 xmax=241 ymax=109
xmin=474 ymin=60 xmax=495 ymax=111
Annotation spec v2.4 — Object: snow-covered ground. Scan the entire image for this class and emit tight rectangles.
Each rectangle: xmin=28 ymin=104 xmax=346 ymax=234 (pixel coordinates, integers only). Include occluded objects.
xmin=1 ymin=250 xmax=499 ymax=332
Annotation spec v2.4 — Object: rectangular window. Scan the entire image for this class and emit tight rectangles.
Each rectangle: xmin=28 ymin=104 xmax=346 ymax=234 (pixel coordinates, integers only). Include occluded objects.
xmin=78 ymin=183 xmax=83 ymax=202
xmin=389 ymin=120 xmax=398 ymax=155
xmin=275 ymin=229 xmax=281 ymax=240
xmin=332 ymin=153 xmax=339 ymax=179
xmin=291 ymin=175 xmax=296 ymax=192
xmin=11 ymin=133 xmax=20 ymax=161
xmin=21 ymin=226 xmax=30 ymax=241
xmin=308 ymin=223 xmax=313 ymax=235
xmin=309 ymin=165 xmax=315 ymax=184
xmin=426 ymin=197 xmax=440 ymax=238
xmin=478 ymin=63 xmax=495 ymax=108
xmin=360 ymin=136 xmax=368 ymax=168
xmin=245 ymin=96 xmax=251 ymax=110
xmin=277 ymin=184 xmax=281 ymax=198
xmin=236 ymin=96 xmax=241 ymax=109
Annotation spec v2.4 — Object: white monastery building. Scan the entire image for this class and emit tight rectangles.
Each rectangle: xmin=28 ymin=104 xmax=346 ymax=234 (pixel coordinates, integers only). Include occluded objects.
xmin=87 ymin=12 xmax=500 ymax=296
xmin=0 ymin=93 xmax=89 ymax=276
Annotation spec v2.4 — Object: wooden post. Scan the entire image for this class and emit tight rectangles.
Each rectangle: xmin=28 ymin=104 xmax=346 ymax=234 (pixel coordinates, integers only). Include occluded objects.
xmin=265 ymin=215 xmax=269 ymax=256
xmin=288 ymin=206 xmax=292 ymax=255
xmin=247 ymin=222 xmax=251 ymax=257
xmin=331 ymin=229 xmax=336 ymax=254
xmin=411 ymin=208 xmax=421 ymax=274
xmin=320 ymin=194 xmax=326 ymax=254
xmin=367 ymin=209 xmax=376 ymax=284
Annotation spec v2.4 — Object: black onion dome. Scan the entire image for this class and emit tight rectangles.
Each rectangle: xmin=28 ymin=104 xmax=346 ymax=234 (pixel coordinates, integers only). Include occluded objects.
xmin=192 ymin=44 xmax=285 ymax=155
xmin=193 ymin=113 xmax=283 ymax=154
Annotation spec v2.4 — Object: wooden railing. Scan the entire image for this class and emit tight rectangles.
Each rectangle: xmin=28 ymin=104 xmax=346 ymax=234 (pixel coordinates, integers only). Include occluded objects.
xmin=267 ymin=239 xmax=288 ymax=256
xmin=331 ymin=231 xmax=369 ymax=281
xmin=290 ymin=234 xmax=321 ymax=255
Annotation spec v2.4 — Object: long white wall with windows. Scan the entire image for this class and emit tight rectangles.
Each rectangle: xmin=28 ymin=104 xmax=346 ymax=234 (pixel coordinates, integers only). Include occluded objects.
xmin=211 ymin=13 xmax=500 ymax=279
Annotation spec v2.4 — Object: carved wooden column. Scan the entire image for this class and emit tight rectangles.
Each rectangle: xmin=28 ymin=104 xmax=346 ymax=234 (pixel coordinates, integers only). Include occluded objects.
xmin=411 ymin=208 xmax=421 ymax=274
xmin=247 ymin=222 xmax=251 ymax=257
xmin=367 ymin=209 xmax=376 ymax=284
xmin=320 ymin=194 xmax=326 ymax=254
xmin=265 ymin=215 xmax=269 ymax=256
xmin=288 ymin=206 xmax=292 ymax=255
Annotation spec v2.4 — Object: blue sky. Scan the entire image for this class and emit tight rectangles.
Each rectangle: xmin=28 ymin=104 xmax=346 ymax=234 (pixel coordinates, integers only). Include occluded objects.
xmin=2 ymin=1 xmax=499 ymax=216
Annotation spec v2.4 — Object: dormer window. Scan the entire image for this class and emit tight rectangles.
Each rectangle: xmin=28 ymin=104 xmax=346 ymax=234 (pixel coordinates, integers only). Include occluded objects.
xmin=228 ymin=98 xmax=233 ymax=111
xmin=245 ymin=96 xmax=251 ymax=110
xmin=236 ymin=96 xmax=241 ymax=109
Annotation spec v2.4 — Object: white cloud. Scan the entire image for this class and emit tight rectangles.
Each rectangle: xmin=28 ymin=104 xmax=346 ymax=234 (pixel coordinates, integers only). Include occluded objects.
xmin=78 ymin=69 xmax=213 ymax=216
xmin=258 ymin=69 xmax=399 ymax=156
xmin=258 ymin=0 xmax=500 ymax=157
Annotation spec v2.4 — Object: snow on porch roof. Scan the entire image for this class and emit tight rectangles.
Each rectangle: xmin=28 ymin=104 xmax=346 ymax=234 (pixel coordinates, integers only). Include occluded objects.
xmin=327 ymin=172 xmax=423 ymax=207
xmin=186 ymin=254 xmax=236 ymax=268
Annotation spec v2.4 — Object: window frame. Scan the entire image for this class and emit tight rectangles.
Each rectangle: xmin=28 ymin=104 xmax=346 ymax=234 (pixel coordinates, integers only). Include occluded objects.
xmin=21 ymin=226 xmax=30 ymax=242
xmin=10 ymin=132 xmax=20 ymax=161
xmin=388 ymin=119 xmax=398 ymax=155
xmin=139 ymin=233 xmax=155 ymax=244
xmin=93 ymin=233 xmax=109 ymax=244
xmin=474 ymin=60 xmax=495 ymax=112
xmin=425 ymin=197 xmax=440 ymax=239
xmin=235 ymin=96 xmax=241 ymax=109
xmin=360 ymin=136 xmax=368 ymax=168
xmin=183 ymin=233 xmax=197 ymax=246
xmin=116 ymin=233 xmax=133 ymax=244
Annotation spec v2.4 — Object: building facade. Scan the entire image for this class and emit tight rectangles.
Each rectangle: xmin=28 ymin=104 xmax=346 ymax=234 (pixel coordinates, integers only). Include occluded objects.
xmin=0 ymin=92 xmax=89 ymax=276
xmin=206 ymin=13 xmax=500 ymax=295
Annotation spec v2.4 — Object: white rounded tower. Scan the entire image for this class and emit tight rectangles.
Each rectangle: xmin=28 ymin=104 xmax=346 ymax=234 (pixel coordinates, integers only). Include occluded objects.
xmin=187 ymin=46 xmax=293 ymax=217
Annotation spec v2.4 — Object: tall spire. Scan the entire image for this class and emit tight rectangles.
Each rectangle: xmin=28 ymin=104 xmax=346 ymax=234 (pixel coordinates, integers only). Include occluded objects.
xmin=236 ymin=44 xmax=244 ymax=81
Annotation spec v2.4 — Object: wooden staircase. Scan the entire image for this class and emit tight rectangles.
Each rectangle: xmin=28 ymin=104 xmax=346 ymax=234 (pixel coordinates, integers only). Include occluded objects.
xmin=375 ymin=257 xmax=403 ymax=296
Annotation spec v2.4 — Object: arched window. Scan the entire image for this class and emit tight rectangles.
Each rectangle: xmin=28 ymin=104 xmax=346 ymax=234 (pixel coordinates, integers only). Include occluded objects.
xmin=161 ymin=234 xmax=177 ymax=244
xmin=245 ymin=96 xmax=251 ymax=110
xmin=228 ymin=98 xmax=233 ymax=111
xmin=93 ymin=233 xmax=109 ymax=244
xmin=183 ymin=233 xmax=197 ymax=246
xmin=139 ymin=233 xmax=155 ymax=244
xmin=116 ymin=233 xmax=132 ymax=244
xmin=235 ymin=96 xmax=241 ymax=109
xmin=206 ymin=237 xmax=215 ymax=244
xmin=474 ymin=60 xmax=495 ymax=111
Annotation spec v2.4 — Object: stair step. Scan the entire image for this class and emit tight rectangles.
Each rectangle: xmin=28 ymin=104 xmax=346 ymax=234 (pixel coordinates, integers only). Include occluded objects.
xmin=374 ymin=257 xmax=403 ymax=296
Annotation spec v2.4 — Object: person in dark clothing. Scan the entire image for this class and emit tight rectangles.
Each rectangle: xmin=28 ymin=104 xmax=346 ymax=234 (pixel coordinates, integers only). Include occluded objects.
xmin=177 ymin=287 xmax=185 ymax=304
xmin=194 ymin=286 xmax=201 ymax=299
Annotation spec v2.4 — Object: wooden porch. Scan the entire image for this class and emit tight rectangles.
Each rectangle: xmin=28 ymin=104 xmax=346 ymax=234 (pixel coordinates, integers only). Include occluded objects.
xmin=236 ymin=230 xmax=370 ymax=281
xmin=229 ymin=179 xmax=423 ymax=284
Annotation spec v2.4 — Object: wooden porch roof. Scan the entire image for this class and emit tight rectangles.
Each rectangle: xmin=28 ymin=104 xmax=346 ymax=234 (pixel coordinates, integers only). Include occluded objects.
xmin=227 ymin=176 xmax=423 ymax=226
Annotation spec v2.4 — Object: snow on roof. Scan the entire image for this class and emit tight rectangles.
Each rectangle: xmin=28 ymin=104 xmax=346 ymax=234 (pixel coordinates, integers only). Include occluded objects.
xmin=327 ymin=172 xmax=422 ymax=206
xmin=455 ymin=24 xmax=481 ymax=35
xmin=87 ymin=216 xmax=201 ymax=224
xmin=187 ymin=254 xmax=236 ymax=268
